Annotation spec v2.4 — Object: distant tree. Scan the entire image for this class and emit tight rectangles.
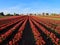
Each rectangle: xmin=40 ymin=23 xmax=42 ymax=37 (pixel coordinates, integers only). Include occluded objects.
xmin=16 ymin=14 xmax=19 ymax=16
xmin=0 ymin=12 xmax=4 ymax=16
xmin=30 ymin=13 xmax=32 ymax=15
xmin=6 ymin=13 xmax=11 ymax=16
xmin=34 ymin=14 xmax=36 ymax=15
xmin=14 ymin=13 xmax=19 ymax=16
xmin=14 ymin=13 xmax=16 ymax=15
xmin=51 ymin=13 xmax=57 ymax=16
xmin=42 ymin=13 xmax=45 ymax=16
xmin=46 ymin=13 xmax=49 ymax=15
xmin=38 ymin=14 xmax=41 ymax=15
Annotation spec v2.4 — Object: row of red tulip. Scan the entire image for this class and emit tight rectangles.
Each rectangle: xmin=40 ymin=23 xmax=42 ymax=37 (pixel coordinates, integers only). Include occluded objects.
xmin=31 ymin=16 xmax=60 ymax=45
xmin=38 ymin=16 xmax=60 ymax=34
xmin=29 ymin=17 xmax=45 ymax=45
xmin=31 ymin=16 xmax=60 ymax=34
xmin=0 ymin=16 xmax=24 ymax=27
xmin=0 ymin=16 xmax=23 ymax=26
xmin=0 ymin=16 xmax=26 ymax=31
xmin=0 ymin=17 xmax=26 ymax=44
xmin=38 ymin=16 xmax=60 ymax=32
xmin=7 ymin=17 xmax=28 ymax=45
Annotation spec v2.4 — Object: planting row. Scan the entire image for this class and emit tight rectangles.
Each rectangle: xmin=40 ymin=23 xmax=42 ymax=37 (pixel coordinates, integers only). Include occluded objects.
xmin=0 ymin=16 xmax=60 ymax=45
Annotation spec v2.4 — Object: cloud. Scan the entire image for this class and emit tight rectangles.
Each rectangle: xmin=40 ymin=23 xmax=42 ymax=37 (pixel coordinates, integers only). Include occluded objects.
xmin=0 ymin=1 xmax=60 ymax=15
xmin=0 ymin=1 xmax=41 ymax=14
xmin=0 ymin=6 xmax=20 ymax=14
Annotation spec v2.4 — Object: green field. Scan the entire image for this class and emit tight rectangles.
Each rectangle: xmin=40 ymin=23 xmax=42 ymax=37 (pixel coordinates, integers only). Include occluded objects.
xmin=52 ymin=18 xmax=60 ymax=20
xmin=0 ymin=16 xmax=4 ymax=18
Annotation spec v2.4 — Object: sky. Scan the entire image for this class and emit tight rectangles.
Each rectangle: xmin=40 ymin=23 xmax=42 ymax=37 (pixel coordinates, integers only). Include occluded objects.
xmin=0 ymin=0 xmax=60 ymax=14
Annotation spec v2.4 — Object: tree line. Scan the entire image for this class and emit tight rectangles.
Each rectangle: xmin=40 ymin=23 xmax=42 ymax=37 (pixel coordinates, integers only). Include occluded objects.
xmin=0 ymin=12 xmax=59 ymax=16
xmin=0 ymin=12 xmax=19 ymax=16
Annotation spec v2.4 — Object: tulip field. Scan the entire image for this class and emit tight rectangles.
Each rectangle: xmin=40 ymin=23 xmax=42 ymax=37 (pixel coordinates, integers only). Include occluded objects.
xmin=0 ymin=15 xmax=60 ymax=45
